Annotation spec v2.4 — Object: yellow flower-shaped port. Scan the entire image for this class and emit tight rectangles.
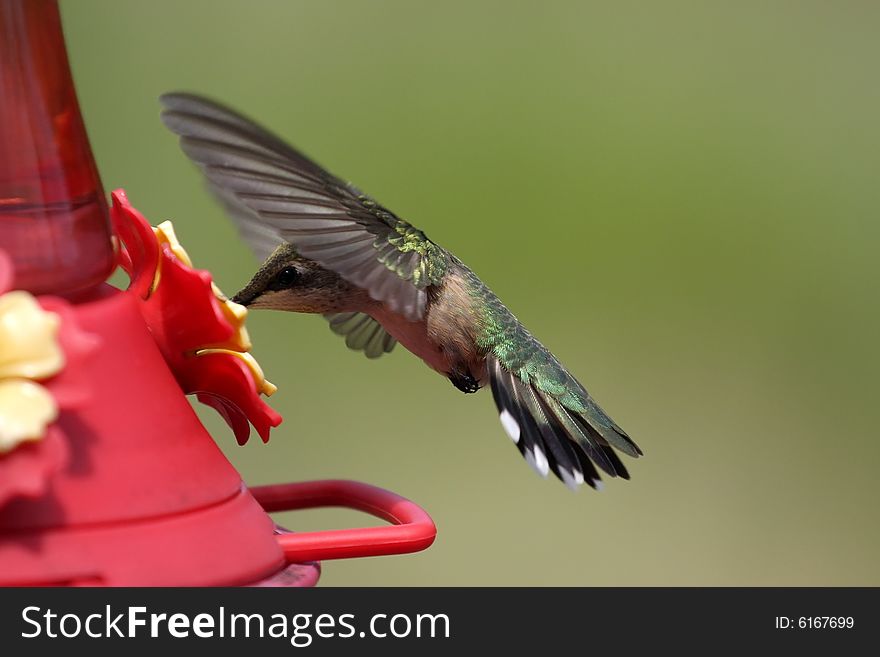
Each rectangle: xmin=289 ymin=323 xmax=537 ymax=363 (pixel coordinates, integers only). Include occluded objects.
xmin=112 ymin=188 xmax=281 ymax=444
xmin=0 ymin=291 xmax=64 ymax=380
xmin=154 ymin=221 xmax=254 ymax=355
xmin=0 ymin=291 xmax=64 ymax=453
xmin=153 ymin=220 xmax=275 ymax=395
xmin=0 ymin=380 xmax=58 ymax=453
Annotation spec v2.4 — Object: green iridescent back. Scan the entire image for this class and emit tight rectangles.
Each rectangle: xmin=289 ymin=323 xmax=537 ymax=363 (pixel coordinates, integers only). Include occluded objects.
xmin=379 ymin=215 xmax=448 ymax=288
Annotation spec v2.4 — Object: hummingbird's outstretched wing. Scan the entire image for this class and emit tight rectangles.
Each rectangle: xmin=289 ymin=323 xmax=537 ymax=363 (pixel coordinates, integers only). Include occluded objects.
xmin=207 ymin=179 xmax=399 ymax=358
xmin=160 ymin=92 xmax=448 ymax=322
xmin=209 ymin=185 xmax=281 ymax=262
xmin=324 ymin=311 xmax=397 ymax=359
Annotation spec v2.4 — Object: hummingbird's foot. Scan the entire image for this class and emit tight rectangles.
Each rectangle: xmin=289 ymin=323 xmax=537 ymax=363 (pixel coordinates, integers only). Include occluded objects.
xmin=449 ymin=371 xmax=481 ymax=394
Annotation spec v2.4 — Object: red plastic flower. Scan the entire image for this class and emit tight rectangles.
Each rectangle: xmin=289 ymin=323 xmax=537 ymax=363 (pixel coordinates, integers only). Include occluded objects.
xmin=111 ymin=189 xmax=282 ymax=444
xmin=0 ymin=250 xmax=97 ymax=507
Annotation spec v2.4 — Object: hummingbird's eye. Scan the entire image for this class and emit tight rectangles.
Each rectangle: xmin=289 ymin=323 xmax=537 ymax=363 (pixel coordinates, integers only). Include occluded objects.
xmin=269 ymin=266 xmax=299 ymax=290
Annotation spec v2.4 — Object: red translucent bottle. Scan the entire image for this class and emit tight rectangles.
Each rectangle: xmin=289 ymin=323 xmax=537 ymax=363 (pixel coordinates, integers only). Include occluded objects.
xmin=0 ymin=0 xmax=114 ymax=296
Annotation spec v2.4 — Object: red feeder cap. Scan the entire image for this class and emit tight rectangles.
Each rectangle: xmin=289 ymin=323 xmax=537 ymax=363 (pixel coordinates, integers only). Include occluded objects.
xmin=0 ymin=0 xmax=115 ymax=296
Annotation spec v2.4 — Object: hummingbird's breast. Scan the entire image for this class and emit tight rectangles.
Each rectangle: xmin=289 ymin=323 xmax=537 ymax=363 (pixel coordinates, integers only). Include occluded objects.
xmin=368 ymin=266 xmax=487 ymax=382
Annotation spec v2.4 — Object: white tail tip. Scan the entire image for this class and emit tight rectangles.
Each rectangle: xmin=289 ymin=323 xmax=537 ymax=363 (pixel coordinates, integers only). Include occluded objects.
xmin=499 ymin=409 xmax=520 ymax=444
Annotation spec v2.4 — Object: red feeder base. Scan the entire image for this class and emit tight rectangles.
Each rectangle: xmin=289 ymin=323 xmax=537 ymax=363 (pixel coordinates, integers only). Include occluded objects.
xmin=0 ymin=0 xmax=434 ymax=586
xmin=0 ymin=286 xmax=435 ymax=586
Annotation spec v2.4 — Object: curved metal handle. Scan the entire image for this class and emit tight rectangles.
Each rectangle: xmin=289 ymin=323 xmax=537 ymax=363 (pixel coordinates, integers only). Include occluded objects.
xmin=250 ymin=480 xmax=436 ymax=563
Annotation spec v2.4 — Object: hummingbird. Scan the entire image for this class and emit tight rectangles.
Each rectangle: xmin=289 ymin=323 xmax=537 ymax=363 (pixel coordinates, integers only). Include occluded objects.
xmin=160 ymin=92 xmax=641 ymax=491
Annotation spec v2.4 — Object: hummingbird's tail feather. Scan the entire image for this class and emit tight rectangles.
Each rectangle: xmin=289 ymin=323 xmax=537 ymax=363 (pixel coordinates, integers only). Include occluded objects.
xmin=490 ymin=358 xmax=598 ymax=490
xmin=488 ymin=355 xmax=638 ymax=491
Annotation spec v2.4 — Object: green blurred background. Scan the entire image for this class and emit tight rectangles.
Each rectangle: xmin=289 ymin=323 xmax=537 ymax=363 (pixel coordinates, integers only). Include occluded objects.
xmin=61 ymin=1 xmax=879 ymax=585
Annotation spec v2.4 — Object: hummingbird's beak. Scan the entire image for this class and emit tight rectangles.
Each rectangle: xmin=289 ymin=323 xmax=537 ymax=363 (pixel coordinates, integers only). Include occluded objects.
xmin=231 ymin=289 xmax=255 ymax=307
xmin=231 ymin=272 xmax=269 ymax=307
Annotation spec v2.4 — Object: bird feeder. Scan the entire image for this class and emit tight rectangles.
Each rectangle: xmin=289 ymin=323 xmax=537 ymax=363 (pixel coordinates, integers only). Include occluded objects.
xmin=0 ymin=0 xmax=435 ymax=586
